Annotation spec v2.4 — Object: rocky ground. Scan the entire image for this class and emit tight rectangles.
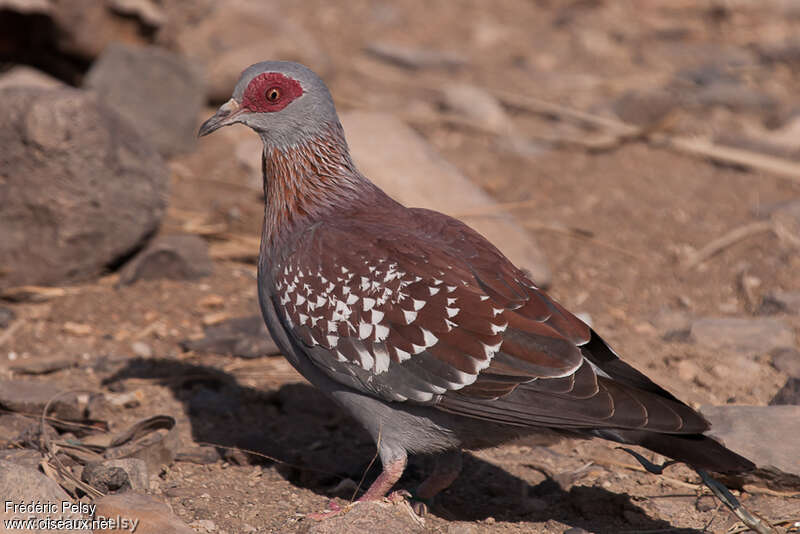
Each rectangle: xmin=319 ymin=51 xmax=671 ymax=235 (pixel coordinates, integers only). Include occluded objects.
xmin=1 ymin=1 xmax=800 ymax=533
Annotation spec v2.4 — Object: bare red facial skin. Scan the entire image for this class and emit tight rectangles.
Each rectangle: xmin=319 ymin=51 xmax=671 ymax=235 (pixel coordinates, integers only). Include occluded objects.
xmin=241 ymin=72 xmax=304 ymax=113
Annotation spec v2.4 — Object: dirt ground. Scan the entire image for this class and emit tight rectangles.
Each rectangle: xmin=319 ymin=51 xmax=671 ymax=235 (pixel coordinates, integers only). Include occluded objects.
xmin=2 ymin=1 xmax=800 ymax=533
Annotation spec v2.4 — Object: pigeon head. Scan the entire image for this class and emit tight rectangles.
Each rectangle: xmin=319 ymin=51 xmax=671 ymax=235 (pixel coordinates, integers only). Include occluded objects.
xmin=198 ymin=61 xmax=340 ymax=147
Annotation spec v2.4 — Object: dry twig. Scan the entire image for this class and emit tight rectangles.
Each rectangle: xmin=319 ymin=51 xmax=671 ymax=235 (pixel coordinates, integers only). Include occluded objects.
xmin=684 ymin=221 xmax=774 ymax=269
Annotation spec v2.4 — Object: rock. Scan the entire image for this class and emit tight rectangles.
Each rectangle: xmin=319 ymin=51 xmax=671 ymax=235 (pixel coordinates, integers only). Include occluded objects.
xmin=180 ymin=315 xmax=280 ymax=358
xmin=650 ymin=308 xmax=692 ymax=339
xmin=85 ymin=43 xmax=204 ymax=156
xmin=94 ymin=493 xmax=194 ymax=534
xmin=0 ymin=379 xmax=84 ymax=420
xmin=758 ymin=39 xmax=800 ymax=66
xmin=770 ymin=378 xmax=800 ymax=406
xmin=103 ymin=458 xmax=150 ymax=491
xmin=441 ymin=84 xmax=512 ymax=134
xmin=87 ymin=458 xmax=149 ymax=492
xmin=763 ymin=291 xmax=800 ymax=315
xmin=676 ymin=359 xmax=700 ymax=382
xmin=0 ymin=86 xmax=168 ymax=290
xmin=174 ymin=446 xmax=221 ymax=465
xmin=0 ymin=413 xmax=40 ymax=446
xmin=0 ymin=65 xmax=63 ymax=90
xmin=118 ymin=235 xmax=212 ymax=285
xmin=0 ymin=306 xmax=15 ymax=328
xmin=0 ymin=460 xmax=91 ymax=533
xmin=693 ymin=81 xmax=776 ymax=113
xmin=446 ymin=523 xmax=480 ymax=534
xmin=772 ymin=200 xmax=800 ymax=248
xmin=612 ymin=89 xmax=679 ymax=131
xmin=131 ymin=341 xmax=153 ymax=358
xmin=701 ymin=405 xmax=800 ymax=488
xmin=108 ymin=0 xmax=166 ymax=28
xmin=743 ymin=116 xmax=800 ymax=158
xmin=49 ymin=0 xmax=150 ymax=60
xmin=563 ymin=529 xmax=593 ymax=534
xmin=0 ymin=0 xmax=50 ymax=14
xmin=82 ymin=462 xmax=132 ymax=493
xmin=0 ymin=448 xmax=43 ymax=469
xmin=689 ymin=317 xmax=795 ymax=355
xmin=175 ymin=3 xmax=330 ymax=102
xmin=302 ymin=500 xmax=425 ymax=534
xmin=0 ymin=412 xmax=58 ymax=448
xmin=772 ymin=347 xmax=800 ymax=377
xmin=190 ymin=519 xmax=216 ymax=532
xmin=340 ymin=112 xmax=552 ymax=287
xmin=365 ymin=42 xmax=467 ymax=70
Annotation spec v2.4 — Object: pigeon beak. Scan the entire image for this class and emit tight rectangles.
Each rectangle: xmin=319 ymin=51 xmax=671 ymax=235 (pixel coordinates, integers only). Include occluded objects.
xmin=198 ymin=98 xmax=243 ymax=137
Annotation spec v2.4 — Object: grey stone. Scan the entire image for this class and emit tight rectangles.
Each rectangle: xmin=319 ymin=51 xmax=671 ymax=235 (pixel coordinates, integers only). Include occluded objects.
xmin=94 ymin=493 xmax=194 ymax=534
xmin=650 ymin=308 xmax=693 ymax=339
xmin=131 ymin=341 xmax=153 ymax=358
xmin=0 ymin=86 xmax=167 ymax=290
xmin=770 ymin=378 xmax=800 ymax=406
xmin=772 ymin=347 xmax=800 ymax=377
xmin=758 ymin=40 xmax=800 ymax=66
xmin=446 ymin=523 xmax=480 ymax=534
xmin=0 ymin=448 xmax=43 ymax=469
xmin=365 ymin=42 xmax=467 ymax=70
xmin=765 ymin=291 xmax=800 ymax=315
xmin=690 ymin=317 xmax=795 ymax=355
xmin=174 ymin=446 xmax=220 ymax=465
xmin=175 ymin=3 xmax=330 ymax=103
xmin=180 ymin=315 xmax=280 ymax=359
xmin=693 ymin=81 xmax=776 ymax=112
xmin=0 ymin=0 xmax=50 ymax=14
xmin=92 ymin=464 xmax=130 ymax=490
xmin=0 ymin=379 xmax=84 ymax=421
xmin=772 ymin=200 xmax=800 ymax=248
xmin=613 ymin=89 xmax=680 ymax=130
xmin=103 ymin=458 xmax=148 ymax=490
xmin=702 ymin=405 xmax=800 ymax=488
xmin=441 ymin=84 xmax=512 ymax=134
xmin=118 ymin=234 xmax=212 ymax=285
xmin=49 ymin=0 xmax=149 ymax=60
xmin=108 ymin=0 xmax=166 ymax=28
xmin=82 ymin=461 xmax=132 ymax=493
xmin=0 ymin=413 xmax=40 ymax=446
xmin=0 ymin=460 xmax=91 ymax=533
xmin=85 ymin=43 xmax=204 ymax=156
xmin=0 ymin=66 xmax=63 ymax=90
xmin=0 ymin=306 xmax=15 ymax=328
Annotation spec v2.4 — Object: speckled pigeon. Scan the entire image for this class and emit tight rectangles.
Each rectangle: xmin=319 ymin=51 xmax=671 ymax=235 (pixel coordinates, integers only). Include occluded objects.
xmin=199 ymin=62 xmax=753 ymax=513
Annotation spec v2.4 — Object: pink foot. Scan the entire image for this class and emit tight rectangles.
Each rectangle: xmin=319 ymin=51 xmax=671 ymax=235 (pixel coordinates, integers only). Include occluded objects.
xmin=384 ymin=489 xmax=411 ymax=504
xmin=306 ymin=499 xmax=344 ymax=520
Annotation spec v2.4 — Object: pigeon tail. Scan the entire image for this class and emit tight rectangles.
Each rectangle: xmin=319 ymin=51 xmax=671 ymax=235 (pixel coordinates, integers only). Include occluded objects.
xmin=590 ymin=428 xmax=754 ymax=474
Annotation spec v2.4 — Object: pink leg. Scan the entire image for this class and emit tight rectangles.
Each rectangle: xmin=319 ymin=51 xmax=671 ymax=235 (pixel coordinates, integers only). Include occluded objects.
xmin=307 ymin=456 xmax=408 ymax=520
xmin=416 ymin=450 xmax=462 ymax=500
xmin=358 ymin=456 xmax=408 ymax=501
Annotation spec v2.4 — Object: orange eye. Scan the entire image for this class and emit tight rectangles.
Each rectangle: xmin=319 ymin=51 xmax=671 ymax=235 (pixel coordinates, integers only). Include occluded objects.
xmin=266 ymin=87 xmax=281 ymax=102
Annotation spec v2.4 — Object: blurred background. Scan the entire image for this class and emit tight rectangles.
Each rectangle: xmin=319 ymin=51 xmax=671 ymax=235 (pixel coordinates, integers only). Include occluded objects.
xmin=1 ymin=1 xmax=799 ymax=533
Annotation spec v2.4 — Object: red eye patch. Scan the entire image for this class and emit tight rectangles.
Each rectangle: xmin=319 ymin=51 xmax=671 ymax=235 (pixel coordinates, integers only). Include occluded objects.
xmin=242 ymin=72 xmax=304 ymax=113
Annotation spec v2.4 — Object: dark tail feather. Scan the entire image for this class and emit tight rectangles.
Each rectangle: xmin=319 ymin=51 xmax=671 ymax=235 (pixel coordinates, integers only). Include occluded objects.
xmin=590 ymin=429 xmax=755 ymax=474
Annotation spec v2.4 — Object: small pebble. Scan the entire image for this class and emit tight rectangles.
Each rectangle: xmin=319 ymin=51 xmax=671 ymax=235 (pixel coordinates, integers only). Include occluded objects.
xmin=131 ymin=341 xmax=153 ymax=358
